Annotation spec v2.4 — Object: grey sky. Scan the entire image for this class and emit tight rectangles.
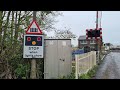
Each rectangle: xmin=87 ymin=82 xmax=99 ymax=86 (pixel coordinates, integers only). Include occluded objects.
xmin=48 ymin=11 xmax=120 ymax=46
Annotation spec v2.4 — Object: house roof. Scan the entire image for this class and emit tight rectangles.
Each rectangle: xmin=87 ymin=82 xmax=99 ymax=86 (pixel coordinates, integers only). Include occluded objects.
xmin=78 ymin=35 xmax=96 ymax=40
xmin=78 ymin=35 xmax=86 ymax=40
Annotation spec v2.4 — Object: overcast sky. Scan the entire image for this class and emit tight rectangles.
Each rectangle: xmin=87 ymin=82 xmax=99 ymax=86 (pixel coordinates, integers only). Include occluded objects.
xmin=48 ymin=11 xmax=120 ymax=46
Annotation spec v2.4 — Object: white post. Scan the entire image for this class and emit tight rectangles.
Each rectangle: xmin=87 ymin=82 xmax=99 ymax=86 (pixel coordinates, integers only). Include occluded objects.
xmin=75 ymin=55 xmax=78 ymax=79
xmin=91 ymin=52 xmax=93 ymax=68
xmin=98 ymin=51 xmax=100 ymax=63
xmin=88 ymin=52 xmax=90 ymax=70
xmin=93 ymin=51 xmax=95 ymax=65
xmin=89 ymin=52 xmax=92 ymax=69
xmin=92 ymin=51 xmax=94 ymax=67
xmin=94 ymin=51 xmax=96 ymax=65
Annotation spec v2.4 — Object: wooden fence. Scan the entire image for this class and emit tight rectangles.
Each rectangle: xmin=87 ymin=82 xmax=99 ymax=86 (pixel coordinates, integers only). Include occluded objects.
xmin=75 ymin=51 xmax=96 ymax=79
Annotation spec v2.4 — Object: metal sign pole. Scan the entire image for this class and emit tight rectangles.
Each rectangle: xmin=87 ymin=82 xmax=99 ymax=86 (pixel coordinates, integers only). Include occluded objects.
xmin=30 ymin=11 xmax=37 ymax=79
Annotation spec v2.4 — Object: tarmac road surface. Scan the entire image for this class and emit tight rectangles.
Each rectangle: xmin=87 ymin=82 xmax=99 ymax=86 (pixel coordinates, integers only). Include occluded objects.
xmin=94 ymin=52 xmax=120 ymax=79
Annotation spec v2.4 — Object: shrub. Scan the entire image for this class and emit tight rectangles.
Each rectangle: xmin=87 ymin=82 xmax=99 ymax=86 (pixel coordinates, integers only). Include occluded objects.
xmin=79 ymin=65 xmax=98 ymax=79
xmin=58 ymin=72 xmax=75 ymax=79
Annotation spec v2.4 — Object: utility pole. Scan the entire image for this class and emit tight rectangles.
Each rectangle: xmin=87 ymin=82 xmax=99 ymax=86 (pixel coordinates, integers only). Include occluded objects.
xmin=95 ymin=11 xmax=100 ymax=63
xmin=96 ymin=11 xmax=102 ymax=63
xmin=96 ymin=11 xmax=100 ymax=51
xmin=30 ymin=11 xmax=37 ymax=79
xmin=96 ymin=11 xmax=99 ymax=29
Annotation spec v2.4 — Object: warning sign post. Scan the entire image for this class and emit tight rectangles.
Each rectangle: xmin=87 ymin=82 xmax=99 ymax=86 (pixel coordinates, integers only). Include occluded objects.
xmin=23 ymin=19 xmax=43 ymax=59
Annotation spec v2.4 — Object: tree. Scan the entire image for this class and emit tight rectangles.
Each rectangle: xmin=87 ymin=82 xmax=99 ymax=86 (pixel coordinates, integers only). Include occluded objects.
xmin=0 ymin=11 xmax=61 ymax=79
xmin=48 ymin=27 xmax=77 ymax=39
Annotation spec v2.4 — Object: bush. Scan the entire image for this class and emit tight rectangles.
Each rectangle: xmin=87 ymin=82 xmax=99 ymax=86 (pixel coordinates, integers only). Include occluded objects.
xmin=79 ymin=65 xmax=98 ymax=79
xmin=58 ymin=72 xmax=75 ymax=79
xmin=14 ymin=64 xmax=30 ymax=79
xmin=79 ymin=73 xmax=90 ymax=79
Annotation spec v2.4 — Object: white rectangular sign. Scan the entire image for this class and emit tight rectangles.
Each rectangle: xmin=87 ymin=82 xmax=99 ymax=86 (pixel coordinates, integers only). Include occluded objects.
xmin=23 ymin=34 xmax=44 ymax=58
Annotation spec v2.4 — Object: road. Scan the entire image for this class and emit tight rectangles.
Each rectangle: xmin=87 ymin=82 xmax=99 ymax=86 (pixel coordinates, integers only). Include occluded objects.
xmin=94 ymin=52 xmax=120 ymax=79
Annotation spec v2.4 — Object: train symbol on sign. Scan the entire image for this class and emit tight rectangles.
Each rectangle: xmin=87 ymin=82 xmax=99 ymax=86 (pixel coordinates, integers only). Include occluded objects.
xmin=26 ymin=20 xmax=42 ymax=34
xmin=30 ymin=28 xmax=38 ymax=32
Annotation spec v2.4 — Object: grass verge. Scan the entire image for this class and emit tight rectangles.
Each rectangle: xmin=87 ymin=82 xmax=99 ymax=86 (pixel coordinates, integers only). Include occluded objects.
xmin=79 ymin=65 xmax=98 ymax=79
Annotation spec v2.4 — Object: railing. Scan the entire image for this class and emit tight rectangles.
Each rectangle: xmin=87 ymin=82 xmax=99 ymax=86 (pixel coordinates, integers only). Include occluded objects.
xmin=75 ymin=51 xmax=96 ymax=79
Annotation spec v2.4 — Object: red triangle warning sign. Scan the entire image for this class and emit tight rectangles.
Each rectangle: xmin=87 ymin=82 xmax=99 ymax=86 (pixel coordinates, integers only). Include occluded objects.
xmin=26 ymin=20 xmax=42 ymax=34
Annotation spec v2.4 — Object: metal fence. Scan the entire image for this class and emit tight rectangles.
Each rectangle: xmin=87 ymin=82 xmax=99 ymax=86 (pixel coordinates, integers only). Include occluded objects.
xmin=75 ymin=51 xmax=96 ymax=79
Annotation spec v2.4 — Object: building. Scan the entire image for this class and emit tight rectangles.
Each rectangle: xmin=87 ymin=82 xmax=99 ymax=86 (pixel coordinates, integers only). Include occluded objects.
xmin=78 ymin=35 xmax=98 ymax=52
xmin=104 ymin=43 xmax=113 ymax=50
